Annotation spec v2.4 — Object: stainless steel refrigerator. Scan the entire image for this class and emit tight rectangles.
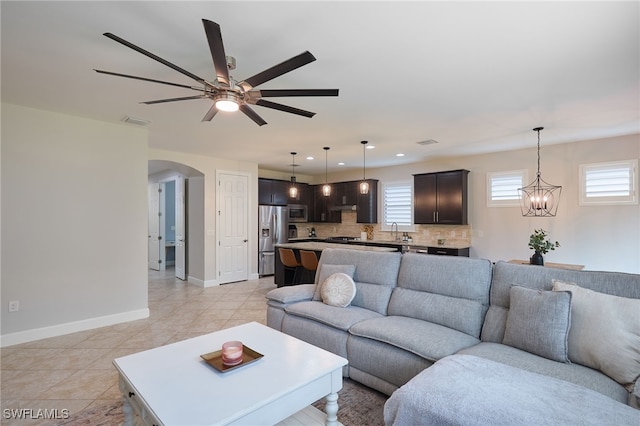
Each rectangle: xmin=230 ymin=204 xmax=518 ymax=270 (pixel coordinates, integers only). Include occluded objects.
xmin=259 ymin=205 xmax=289 ymax=276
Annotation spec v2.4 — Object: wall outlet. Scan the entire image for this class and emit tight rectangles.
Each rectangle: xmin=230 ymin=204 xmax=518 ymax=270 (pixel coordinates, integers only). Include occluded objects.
xmin=450 ymin=231 xmax=456 ymax=237
xmin=8 ymin=300 xmax=19 ymax=313
xmin=462 ymin=231 xmax=467 ymax=238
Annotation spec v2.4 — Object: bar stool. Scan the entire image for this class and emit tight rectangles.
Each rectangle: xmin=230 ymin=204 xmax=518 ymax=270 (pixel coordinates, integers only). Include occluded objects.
xmin=299 ymin=250 xmax=319 ymax=283
xmin=279 ymin=248 xmax=302 ymax=284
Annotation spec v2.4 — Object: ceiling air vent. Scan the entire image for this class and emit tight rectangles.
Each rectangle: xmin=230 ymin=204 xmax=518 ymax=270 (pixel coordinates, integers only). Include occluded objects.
xmin=416 ymin=139 xmax=438 ymax=146
xmin=122 ymin=116 xmax=150 ymax=126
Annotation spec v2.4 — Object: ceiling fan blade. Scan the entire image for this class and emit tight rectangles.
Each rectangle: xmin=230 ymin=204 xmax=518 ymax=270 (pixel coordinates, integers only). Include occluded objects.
xmin=202 ymin=104 xmax=218 ymax=122
xmin=103 ymin=32 xmax=210 ymax=87
xmin=255 ymin=99 xmax=316 ymax=118
xmin=239 ymin=104 xmax=267 ymax=126
xmin=141 ymin=95 xmax=208 ymax=105
xmin=94 ymin=69 xmax=200 ymax=91
xmin=255 ymin=89 xmax=339 ymax=97
xmin=240 ymin=51 xmax=316 ymax=90
xmin=202 ymin=19 xmax=230 ymax=87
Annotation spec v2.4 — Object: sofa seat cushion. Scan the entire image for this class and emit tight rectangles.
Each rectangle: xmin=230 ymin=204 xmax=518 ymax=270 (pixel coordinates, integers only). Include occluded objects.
xmin=349 ymin=316 xmax=480 ymax=362
xmin=284 ymin=301 xmax=382 ymax=331
xmin=384 ymin=354 xmax=640 ymax=426
xmin=457 ymin=342 xmax=629 ymax=404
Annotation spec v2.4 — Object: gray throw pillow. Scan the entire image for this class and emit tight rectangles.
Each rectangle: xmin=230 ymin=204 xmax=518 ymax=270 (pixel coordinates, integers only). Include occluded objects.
xmin=312 ymin=264 xmax=356 ymax=301
xmin=503 ymin=286 xmax=572 ymax=363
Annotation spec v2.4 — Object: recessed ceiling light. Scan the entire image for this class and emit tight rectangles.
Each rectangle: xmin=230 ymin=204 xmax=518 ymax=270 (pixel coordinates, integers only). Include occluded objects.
xmin=396 ymin=153 xmax=405 ymax=157
xmin=306 ymin=156 xmax=314 ymax=160
xmin=366 ymin=145 xmax=375 ymax=149
xmin=338 ymin=162 xmax=345 ymax=166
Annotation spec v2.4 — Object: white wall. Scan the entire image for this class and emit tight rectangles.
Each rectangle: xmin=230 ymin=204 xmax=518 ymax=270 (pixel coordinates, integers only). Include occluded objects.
xmin=326 ymin=134 xmax=640 ymax=273
xmin=187 ymin=176 xmax=205 ymax=282
xmin=1 ymin=103 xmax=149 ymax=346
xmin=148 ymin=148 xmax=259 ymax=285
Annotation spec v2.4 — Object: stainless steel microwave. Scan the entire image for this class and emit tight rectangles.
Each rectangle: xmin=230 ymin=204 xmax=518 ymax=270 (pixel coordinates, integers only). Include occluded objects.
xmin=288 ymin=204 xmax=308 ymax=222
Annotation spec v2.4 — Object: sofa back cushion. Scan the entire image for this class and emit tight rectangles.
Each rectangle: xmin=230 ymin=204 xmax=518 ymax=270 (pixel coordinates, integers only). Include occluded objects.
xmin=482 ymin=261 xmax=640 ymax=343
xmin=388 ymin=253 xmax=493 ymax=337
xmin=313 ymin=248 xmax=402 ymax=315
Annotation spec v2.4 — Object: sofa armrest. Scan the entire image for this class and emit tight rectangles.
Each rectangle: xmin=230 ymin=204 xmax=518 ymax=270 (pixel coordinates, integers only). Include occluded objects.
xmin=266 ymin=284 xmax=316 ymax=304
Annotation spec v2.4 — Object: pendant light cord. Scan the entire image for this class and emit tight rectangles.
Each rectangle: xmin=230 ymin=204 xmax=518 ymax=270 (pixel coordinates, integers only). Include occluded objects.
xmin=324 ymin=147 xmax=329 ymax=184
xmin=535 ymin=127 xmax=542 ymax=178
xmin=362 ymin=141 xmax=366 ymax=180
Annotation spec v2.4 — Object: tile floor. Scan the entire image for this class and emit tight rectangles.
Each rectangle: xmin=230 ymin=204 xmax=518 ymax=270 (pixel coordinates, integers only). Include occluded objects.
xmin=0 ymin=268 xmax=277 ymax=425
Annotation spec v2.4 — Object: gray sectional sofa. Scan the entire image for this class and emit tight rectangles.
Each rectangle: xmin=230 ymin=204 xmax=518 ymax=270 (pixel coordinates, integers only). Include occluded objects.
xmin=265 ymin=248 xmax=640 ymax=424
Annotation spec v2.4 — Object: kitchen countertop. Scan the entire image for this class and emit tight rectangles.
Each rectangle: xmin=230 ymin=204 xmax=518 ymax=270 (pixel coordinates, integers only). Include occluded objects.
xmin=276 ymin=241 xmax=398 ymax=252
xmin=359 ymin=239 xmax=470 ymax=250
xmin=286 ymin=238 xmax=470 ymax=250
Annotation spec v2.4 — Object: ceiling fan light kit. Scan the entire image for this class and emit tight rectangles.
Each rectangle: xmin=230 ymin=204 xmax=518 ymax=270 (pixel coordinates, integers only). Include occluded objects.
xmin=518 ymin=127 xmax=562 ymax=217
xmin=214 ymin=92 xmax=240 ymax=112
xmin=96 ymin=19 xmax=338 ymax=126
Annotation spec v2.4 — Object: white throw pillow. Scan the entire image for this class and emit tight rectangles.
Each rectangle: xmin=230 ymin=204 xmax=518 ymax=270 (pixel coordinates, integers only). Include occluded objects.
xmin=552 ymin=279 xmax=640 ymax=390
xmin=321 ymin=273 xmax=356 ymax=308
xmin=312 ymin=264 xmax=356 ymax=301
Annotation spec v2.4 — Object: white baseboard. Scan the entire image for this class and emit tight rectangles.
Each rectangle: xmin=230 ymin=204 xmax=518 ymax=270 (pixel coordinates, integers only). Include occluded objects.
xmin=0 ymin=308 xmax=150 ymax=348
xmin=187 ymin=275 xmax=219 ymax=288
xmin=188 ymin=273 xmax=261 ymax=288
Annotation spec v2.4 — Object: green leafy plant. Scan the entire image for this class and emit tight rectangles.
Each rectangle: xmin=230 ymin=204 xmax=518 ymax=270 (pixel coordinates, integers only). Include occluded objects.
xmin=528 ymin=229 xmax=560 ymax=254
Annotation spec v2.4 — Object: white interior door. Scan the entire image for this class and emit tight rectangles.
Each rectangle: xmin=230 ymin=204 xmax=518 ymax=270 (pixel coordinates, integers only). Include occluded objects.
xmin=175 ymin=176 xmax=186 ymax=280
xmin=217 ymin=172 xmax=249 ymax=284
xmin=148 ymin=183 xmax=161 ymax=270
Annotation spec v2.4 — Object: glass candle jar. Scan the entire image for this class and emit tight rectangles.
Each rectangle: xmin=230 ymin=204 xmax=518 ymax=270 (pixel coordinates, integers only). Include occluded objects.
xmin=221 ymin=341 xmax=244 ymax=366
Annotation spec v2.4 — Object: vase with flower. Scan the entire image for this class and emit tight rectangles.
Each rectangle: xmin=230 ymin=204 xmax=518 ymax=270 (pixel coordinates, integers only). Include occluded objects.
xmin=528 ymin=229 xmax=560 ymax=266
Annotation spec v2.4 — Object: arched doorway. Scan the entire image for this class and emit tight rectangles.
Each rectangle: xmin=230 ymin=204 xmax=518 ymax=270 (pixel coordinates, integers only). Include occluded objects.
xmin=148 ymin=160 xmax=205 ymax=281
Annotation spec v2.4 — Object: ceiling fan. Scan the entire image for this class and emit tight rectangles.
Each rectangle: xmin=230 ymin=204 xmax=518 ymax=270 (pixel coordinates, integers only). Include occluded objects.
xmin=94 ymin=19 xmax=339 ymax=126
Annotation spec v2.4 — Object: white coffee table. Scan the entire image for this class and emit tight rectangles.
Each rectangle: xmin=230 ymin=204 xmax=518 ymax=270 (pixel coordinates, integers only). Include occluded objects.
xmin=113 ymin=322 xmax=348 ymax=425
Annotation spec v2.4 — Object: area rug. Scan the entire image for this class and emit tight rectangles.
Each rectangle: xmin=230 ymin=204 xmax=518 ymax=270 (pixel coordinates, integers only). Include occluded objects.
xmin=50 ymin=378 xmax=387 ymax=425
xmin=312 ymin=378 xmax=387 ymax=426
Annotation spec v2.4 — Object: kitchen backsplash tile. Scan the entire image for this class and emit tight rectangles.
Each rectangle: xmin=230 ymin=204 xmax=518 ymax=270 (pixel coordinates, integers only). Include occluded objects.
xmin=299 ymin=212 xmax=471 ymax=247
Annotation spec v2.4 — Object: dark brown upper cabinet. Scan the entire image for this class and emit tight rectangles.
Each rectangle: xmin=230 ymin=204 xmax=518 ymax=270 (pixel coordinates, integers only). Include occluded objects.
xmin=414 ymin=170 xmax=469 ymax=225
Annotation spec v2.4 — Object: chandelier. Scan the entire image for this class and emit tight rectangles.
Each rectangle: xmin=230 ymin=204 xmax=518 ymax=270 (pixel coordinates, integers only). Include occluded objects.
xmin=518 ymin=127 xmax=562 ymax=217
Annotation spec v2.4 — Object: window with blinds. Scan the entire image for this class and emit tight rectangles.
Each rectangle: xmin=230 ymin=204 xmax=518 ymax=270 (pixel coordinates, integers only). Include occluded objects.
xmin=487 ymin=170 xmax=526 ymax=207
xmin=381 ymin=181 xmax=414 ymax=231
xmin=580 ymin=160 xmax=637 ymax=205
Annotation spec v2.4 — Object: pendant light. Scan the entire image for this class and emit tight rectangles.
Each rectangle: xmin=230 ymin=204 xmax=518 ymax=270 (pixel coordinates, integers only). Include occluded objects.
xmin=322 ymin=147 xmax=331 ymax=197
xmin=518 ymin=127 xmax=562 ymax=217
xmin=359 ymin=140 xmax=370 ymax=194
xmin=288 ymin=152 xmax=298 ymax=199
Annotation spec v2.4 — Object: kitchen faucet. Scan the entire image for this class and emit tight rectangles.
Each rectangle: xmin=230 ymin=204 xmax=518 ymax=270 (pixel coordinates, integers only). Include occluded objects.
xmin=392 ymin=222 xmax=399 ymax=241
